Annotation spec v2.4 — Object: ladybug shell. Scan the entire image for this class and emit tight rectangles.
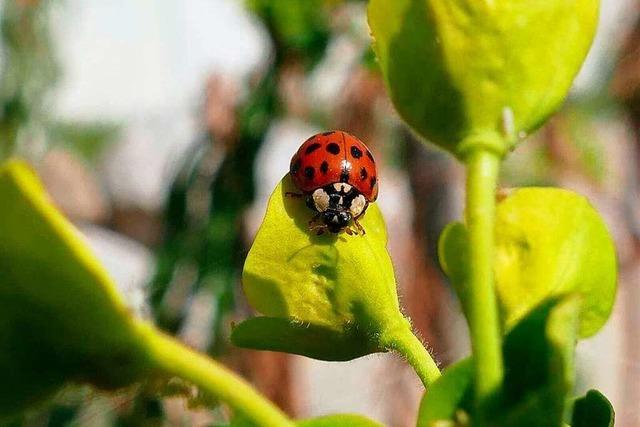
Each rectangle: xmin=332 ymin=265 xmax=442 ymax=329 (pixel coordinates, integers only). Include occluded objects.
xmin=290 ymin=131 xmax=378 ymax=201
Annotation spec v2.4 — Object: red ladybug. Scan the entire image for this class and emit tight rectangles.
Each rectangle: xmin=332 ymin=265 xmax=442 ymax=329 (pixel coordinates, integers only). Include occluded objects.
xmin=288 ymin=130 xmax=378 ymax=235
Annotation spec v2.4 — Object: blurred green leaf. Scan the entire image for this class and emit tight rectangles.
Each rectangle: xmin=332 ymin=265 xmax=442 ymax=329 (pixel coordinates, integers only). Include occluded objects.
xmin=0 ymin=159 xmax=150 ymax=419
xmin=439 ymin=188 xmax=617 ymax=338
xmin=50 ymin=121 xmax=120 ymax=163
xmin=571 ymin=390 xmax=615 ymax=427
xmin=236 ymin=174 xmax=414 ymax=361
xmin=246 ymin=0 xmax=329 ymax=64
xmin=417 ymin=359 xmax=473 ymax=427
xmin=368 ymin=0 xmax=599 ymax=157
xmin=296 ymin=414 xmax=384 ymax=427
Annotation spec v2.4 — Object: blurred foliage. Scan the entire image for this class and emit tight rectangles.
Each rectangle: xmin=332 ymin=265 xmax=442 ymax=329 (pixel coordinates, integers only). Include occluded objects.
xmin=246 ymin=0 xmax=330 ymax=66
xmin=49 ymin=121 xmax=121 ymax=164
xmin=0 ymin=160 xmax=150 ymax=418
xmin=0 ymin=0 xmax=58 ymax=159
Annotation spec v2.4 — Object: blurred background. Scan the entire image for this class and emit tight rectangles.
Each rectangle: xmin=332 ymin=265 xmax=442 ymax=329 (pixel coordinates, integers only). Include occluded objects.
xmin=1 ymin=0 xmax=639 ymax=426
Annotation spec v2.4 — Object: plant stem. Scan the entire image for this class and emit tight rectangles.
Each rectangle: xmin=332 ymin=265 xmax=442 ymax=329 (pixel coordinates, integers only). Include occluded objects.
xmin=384 ymin=323 xmax=441 ymax=387
xmin=465 ymin=149 xmax=503 ymax=404
xmin=136 ymin=322 xmax=295 ymax=427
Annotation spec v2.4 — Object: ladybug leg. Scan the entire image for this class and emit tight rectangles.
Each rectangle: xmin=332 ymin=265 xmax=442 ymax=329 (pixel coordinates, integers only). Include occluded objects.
xmin=345 ymin=227 xmax=354 ymax=236
xmin=308 ymin=212 xmax=321 ymax=226
xmin=308 ymin=222 xmax=327 ymax=235
xmin=353 ymin=217 xmax=366 ymax=236
xmin=285 ymin=191 xmax=304 ymax=198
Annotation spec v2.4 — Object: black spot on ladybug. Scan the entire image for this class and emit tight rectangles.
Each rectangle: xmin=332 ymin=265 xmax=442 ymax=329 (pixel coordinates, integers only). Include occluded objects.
xmin=370 ymin=176 xmax=377 ymax=189
xmin=341 ymin=170 xmax=350 ymax=182
xmin=351 ymin=146 xmax=363 ymax=159
xmin=304 ymin=166 xmax=315 ymax=180
xmin=366 ymin=150 xmax=374 ymax=161
xmin=320 ymin=161 xmax=329 ymax=174
xmin=305 ymin=142 xmax=321 ymax=154
xmin=326 ymin=143 xmax=340 ymax=155
xmin=291 ymin=158 xmax=301 ymax=175
xmin=322 ymin=131 xmax=335 ymax=136
xmin=360 ymin=167 xmax=368 ymax=180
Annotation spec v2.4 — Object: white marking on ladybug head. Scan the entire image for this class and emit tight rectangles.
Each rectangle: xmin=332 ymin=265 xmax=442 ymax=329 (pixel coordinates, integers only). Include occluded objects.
xmin=312 ymin=188 xmax=330 ymax=212
xmin=350 ymin=194 xmax=367 ymax=217
xmin=332 ymin=182 xmax=352 ymax=193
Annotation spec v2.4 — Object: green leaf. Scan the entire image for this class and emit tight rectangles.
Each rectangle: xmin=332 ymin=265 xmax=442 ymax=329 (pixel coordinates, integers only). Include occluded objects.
xmin=368 ymin=0 xmax=599 ymax=157
xmin=439 ymin=188 xmax=617 ymax=338
xmin=237 ymin=175 xmax=412 ymax=359
xmin=0 ymin=160 xmax=150 ymax=419
xmin=494 ymin=188 xmax=617 ymax=338
xmin=417 ymin=359 xmax=473 ymax=427
xmin=417 ymin=296 xmax=580 ymax=426
xmin=0 ymin=159 xmax=298 ymax=426
xmin=571 ymin=390 xmax=615 ymax=427
xmin=495 ymin=296 xmax=580 ymax=427
xmin=296 ymin=414 xmax=384 ymax=427
xmin=231 ymin=316 xmax=377 ymax=361
xmin=437 ymin=222 xmax=468 ymax=309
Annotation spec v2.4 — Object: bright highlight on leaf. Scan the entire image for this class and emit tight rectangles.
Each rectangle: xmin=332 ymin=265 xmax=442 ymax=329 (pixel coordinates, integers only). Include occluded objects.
xmin=368 ymin=0 xmax=599 ymax=157
xmin=439 ymin=188 xmax=617 ymax=338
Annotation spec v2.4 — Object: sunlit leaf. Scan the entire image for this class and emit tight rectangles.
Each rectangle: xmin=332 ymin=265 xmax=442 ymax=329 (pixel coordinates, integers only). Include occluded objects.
xmin=494 ymin=188 xmax=616 ymax=337
xmin=439 ymin=188 xmax=616 ymax=338
xmin=368 ymin=0 xmax=599 ymax=157
xmin=236 ymin=175 xmax=415 ymax=361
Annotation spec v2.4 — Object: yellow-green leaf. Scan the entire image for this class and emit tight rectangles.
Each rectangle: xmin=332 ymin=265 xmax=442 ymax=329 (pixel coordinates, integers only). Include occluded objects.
xmin=296 ymin=414 xmax=384 ymax=427
xmin=234 ymin=174 xmax=440 ymax=388
xmin=494 ymin=188 xmax=616 ymax=337
xmin=0 ymin=159 xmax=150 ymax=418
xmin=439 ymin=188 xmax=617 ymax=338
xmin=368 ymin=0 xmax=599 ymax=157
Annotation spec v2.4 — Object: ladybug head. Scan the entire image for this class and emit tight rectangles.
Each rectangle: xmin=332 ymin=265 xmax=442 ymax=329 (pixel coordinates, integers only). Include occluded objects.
xmin=322 ymin=210 xmax=352 ymax=233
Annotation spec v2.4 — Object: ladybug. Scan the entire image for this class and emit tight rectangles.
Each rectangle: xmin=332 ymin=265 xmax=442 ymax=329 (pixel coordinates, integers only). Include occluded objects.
xmin=288 ymin=130 xmax=378 ymax=235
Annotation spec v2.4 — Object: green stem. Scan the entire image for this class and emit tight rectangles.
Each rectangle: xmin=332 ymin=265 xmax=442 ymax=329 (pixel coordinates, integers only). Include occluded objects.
xmin=136 ymin=322 xmax=295 ymax=427
xmin=465 ymin=149 xmax=503 ymax=404
xmin=384 ymin=323 xmax=441 ymax=387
